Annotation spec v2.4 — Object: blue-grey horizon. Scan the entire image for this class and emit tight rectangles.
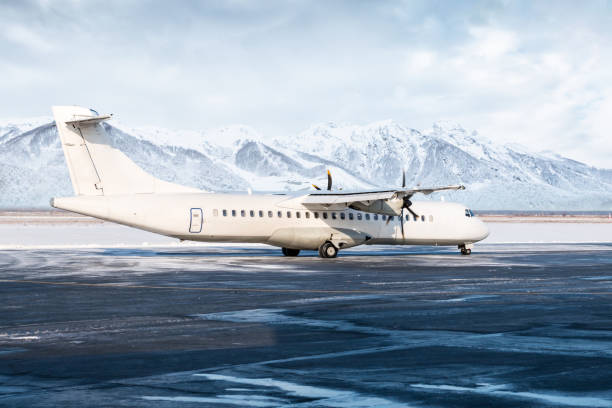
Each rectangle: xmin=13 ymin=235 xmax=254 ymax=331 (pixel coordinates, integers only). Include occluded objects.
xmin=1 ymin=0 xmax=611 ymax=167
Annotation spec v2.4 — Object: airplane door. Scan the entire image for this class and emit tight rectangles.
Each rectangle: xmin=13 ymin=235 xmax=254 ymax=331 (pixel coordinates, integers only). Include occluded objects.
xmin=189 ymin=208 xmax=203 ymax=233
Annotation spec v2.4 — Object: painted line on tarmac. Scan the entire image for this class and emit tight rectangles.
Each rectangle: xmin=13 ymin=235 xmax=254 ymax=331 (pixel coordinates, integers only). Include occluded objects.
xmin=1 ymin=279 xmax=612 ymax=296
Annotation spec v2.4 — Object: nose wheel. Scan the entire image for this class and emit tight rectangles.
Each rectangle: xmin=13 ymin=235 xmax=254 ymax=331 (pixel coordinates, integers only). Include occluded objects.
xmin=459 ymin=244 xmax=472 ymax=255
xmin=318 ymin=242 xmax=338 ymax=258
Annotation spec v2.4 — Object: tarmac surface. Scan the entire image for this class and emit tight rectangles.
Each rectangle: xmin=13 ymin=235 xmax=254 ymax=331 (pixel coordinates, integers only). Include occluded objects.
xmin=1 ymin=243 xmax=612 ymax=407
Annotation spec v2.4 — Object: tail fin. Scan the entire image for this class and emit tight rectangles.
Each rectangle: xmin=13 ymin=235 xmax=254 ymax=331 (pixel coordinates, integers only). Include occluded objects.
xmin=52 ymin=106 xmax=199 ymax=196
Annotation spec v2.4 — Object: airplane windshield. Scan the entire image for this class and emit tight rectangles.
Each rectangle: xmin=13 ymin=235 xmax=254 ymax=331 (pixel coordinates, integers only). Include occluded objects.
xmin=465 ymin=209 xmax=475 ymax=217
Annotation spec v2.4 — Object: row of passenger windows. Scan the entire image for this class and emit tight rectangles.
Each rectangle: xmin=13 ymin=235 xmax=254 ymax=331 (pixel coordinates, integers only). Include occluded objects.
xmin=211 ymin=209 xmax=434 ymax=222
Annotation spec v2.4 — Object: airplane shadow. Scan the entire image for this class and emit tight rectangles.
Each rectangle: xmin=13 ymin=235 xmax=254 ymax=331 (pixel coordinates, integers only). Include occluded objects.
xmin=100 ymin=246 xmax=460 ymax=258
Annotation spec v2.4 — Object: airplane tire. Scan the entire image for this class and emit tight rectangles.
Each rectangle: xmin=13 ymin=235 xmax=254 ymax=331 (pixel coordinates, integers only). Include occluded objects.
xmin=282 ymin=247 xmax=300 ymax=257
xmin=460 ymin=248 xmax=471 ymax=255
xmin=319 ymin=242 xmax=338 ymax=258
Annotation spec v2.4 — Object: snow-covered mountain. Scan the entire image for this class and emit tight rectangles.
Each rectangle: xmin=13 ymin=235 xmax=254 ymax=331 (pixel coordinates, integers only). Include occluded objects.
xmin=1 ymin=117 xmax=611 ymax=210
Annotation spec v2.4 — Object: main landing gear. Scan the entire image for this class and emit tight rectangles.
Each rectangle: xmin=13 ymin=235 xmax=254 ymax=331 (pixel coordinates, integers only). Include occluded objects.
xmin=459 ymin=244 xmax=472 ymax=255
xmin=281 ymin=247 xmax=300 ymax=257
xmin=318 ymin=241 xmax=338 ymax=258
xmin=282 ymin=243 xmax=338 ymax=258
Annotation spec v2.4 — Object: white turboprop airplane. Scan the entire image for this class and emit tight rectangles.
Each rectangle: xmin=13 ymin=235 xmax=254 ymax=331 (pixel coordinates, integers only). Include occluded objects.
xmin=50 ymin=106 xmax=489 ymax=258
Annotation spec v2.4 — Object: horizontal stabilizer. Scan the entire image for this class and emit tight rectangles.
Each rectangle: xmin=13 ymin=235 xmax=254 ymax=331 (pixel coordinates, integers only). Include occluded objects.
xmin=65 ymin=114 xmax=112 ymax=126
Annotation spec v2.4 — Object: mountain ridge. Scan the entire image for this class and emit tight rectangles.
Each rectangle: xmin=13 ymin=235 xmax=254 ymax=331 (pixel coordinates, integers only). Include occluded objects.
xmin=0 ymin=118 xmax=610 ymax=210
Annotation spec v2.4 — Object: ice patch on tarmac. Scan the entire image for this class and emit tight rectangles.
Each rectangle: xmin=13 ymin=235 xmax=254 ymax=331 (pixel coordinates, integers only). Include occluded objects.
xmin=285 ymin=295 xmax=380 ymax=304
xmin=189 ymin=373 xmax=409 ymax=407
xmin=411 ymin=383 xmax=612 ymax=407
xmin=195 ymin=309 xmax=612 ymax=358
xmin=436 ymin=295 xmax=499 ymax=302
xmin=142 ymin=394 xmax=285 ymax=407
xmin=193 ymin=309 xmax=391 ymax=337
xmin=0 ymin=334 xmax=39 ymax=341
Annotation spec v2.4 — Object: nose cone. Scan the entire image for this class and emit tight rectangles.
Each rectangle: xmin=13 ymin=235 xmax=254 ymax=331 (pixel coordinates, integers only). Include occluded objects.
xmin=475 ymin=219 xmax=490 ymax=241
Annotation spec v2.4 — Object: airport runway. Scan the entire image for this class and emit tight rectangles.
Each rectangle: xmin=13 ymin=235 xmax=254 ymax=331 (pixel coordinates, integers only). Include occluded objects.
xmin=1 ymin=243 xmax=612 ymax=407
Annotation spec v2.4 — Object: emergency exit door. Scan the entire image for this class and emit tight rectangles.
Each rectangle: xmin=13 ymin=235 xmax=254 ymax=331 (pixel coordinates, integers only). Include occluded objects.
xmin=189 ymin=208 xmax=203 ymax=233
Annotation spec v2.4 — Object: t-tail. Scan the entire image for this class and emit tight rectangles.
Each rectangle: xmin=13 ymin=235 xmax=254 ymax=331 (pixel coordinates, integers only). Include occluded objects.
xmin=50 ymin=106 xmax=200 ymax=217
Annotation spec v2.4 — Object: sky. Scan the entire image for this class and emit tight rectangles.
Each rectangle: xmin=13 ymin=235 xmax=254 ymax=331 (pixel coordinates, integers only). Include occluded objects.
xmin=1 ymin=0 xmax=612 ymax=167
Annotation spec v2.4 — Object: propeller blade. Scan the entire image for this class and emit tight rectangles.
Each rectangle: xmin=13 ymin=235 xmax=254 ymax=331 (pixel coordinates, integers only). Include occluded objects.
xmin=312 ymin=184 xmax=321 ymax=191
xmin=403 ymin=196 xmax=419 ymax=219
xmin=400 ymin=208 xmax=405 ymax=239
xmin=407 ymin=207 xmax=419 ymax=219
xmin=386 ymin=215 xmax=392 ymax=225
xmin=402 ymin=170 xmax=406 ymax=188
xmin=327 ymin=170 xmax=332 ymax=191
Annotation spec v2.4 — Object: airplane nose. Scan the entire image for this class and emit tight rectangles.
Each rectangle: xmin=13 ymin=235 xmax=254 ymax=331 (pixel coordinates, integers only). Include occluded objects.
xmin=478 ymin=220 xmax=490 ymax=241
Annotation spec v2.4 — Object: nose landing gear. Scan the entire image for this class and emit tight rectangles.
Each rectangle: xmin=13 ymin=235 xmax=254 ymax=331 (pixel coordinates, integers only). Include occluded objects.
xmin=459 ymin=243 xmax=473 ymax=255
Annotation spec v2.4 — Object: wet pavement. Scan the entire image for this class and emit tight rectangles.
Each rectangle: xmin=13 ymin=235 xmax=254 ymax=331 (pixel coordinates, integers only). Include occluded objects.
xmin=1 ymin=243 xmax=612 ymax=407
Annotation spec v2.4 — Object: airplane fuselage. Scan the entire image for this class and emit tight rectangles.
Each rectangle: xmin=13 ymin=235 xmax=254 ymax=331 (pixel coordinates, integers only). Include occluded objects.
xmin=52 ymin=192 xmax=489 ymax=251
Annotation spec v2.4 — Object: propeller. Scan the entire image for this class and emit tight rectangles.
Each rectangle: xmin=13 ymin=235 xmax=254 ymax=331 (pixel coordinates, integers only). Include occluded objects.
xmin=312 ymin=169 xmax=333 ymax=191
xmin=397 ymin=170 xmax=418 ymax=239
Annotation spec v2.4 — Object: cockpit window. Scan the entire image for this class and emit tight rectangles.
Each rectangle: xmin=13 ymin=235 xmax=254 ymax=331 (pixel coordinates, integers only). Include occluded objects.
xmin=465 ymin=209 xmax=475 ymax=217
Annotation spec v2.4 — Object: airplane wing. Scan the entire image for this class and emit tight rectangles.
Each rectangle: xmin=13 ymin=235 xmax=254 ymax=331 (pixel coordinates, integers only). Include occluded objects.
xmin=300 ymin=185 xmax=465 ymax=216
xmin=302 ymin=185 xmax=465 ymax=204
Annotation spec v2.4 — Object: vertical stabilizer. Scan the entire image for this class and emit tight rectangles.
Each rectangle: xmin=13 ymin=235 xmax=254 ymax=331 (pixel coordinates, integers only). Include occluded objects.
xmin=52 ymin=106 xmax=200 ymax=196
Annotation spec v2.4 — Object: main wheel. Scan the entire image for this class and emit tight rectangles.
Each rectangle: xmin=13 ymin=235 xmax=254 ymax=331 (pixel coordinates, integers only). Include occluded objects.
xmin=318 ymin=242 xmax=338 ymax=258
xmin=461 ymin=248 xmax=472 ymax=255
xmin=282 ymin=247 xmax=300 ymax=257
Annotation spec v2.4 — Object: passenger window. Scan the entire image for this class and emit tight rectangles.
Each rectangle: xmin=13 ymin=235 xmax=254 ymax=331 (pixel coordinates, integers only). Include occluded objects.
xmin=331 ymin=212 xmax=337 ymax=219
xmin=277 ymin=211 xmax=282 ymax=218
xmin=365 ymin=214 xmax=370 ymax=220
xmin=314 ymin=212 xmax=319 ymax=219
xmin=413 ymin=215 xmax=417 ymax=221
xmin=389 ymin=216 xmax=394 ymax=221
xmin=382 ymin=215 xmax=387 ymax=221
xmin=296 ymin=212 xmax=301 ymax=218
xmin=421 ymin=215 xmax=425 ymax=222
xmin=349 ymin=213 xmax=354 ymax=220
xmin=259 ymin=210 xmax=263 ymax=217
xmin=405 ymin=214 xmax=409 ymax=221
xmin=323 ymin=212 xmax=328 ymax=219
xmin=250 ymin=210 xmax=254 ymax=217
xmin=340 ymin=213 xmax=346 ymax=220
xmin=305 ymin=212 xmax=310 ymax=219
xmin=222 ymin=209 xmax=227 ymax=217
xmin=373 ymin=214 xmax=378 ymax=220
xmin=232 ymin=210 xmax=236 ymax=217
xmin=357 ymin=213 xmax=362 ymax=220
xmin=213 ymin=209 xmax=219 ymax=217
xmin=268 ymin=211 xmax=273 ymax=217
xmin=287 ymin=211 xmax=292 ymax=218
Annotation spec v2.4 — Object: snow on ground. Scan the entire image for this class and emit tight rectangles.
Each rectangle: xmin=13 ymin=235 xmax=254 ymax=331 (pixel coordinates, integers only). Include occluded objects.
xmin=0 ymin=221 xmax=609 ymax=250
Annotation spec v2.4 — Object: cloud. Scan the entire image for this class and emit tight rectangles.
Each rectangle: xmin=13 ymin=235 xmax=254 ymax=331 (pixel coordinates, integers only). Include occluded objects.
xmin=2 ymin=24 xmax=54 ymax=53
xmin=0 ymin=0 xmax=611 ymax=167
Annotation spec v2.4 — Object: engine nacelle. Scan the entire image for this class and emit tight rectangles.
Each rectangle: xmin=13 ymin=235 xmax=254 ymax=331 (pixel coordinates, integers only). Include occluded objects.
xmin=349 ymin=198 xmax=403 ymax=216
